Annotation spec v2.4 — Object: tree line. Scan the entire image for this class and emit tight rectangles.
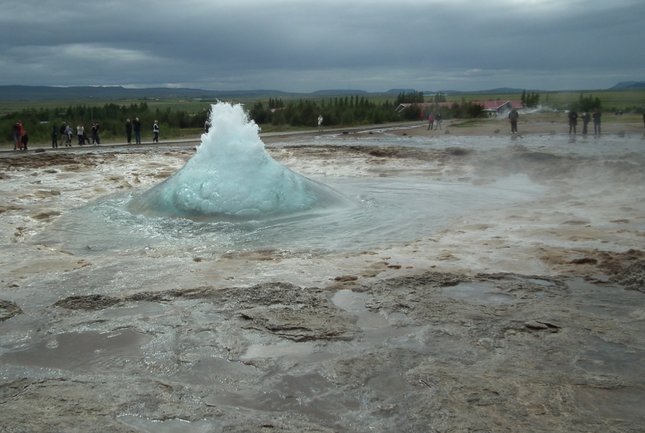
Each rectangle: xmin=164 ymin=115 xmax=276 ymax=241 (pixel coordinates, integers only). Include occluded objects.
xmin=520 ymin=90 xmax=540 ymax=108
xmin=249 ymin=94 xmax=494 ymax=127
xmin=3 ymin=91 xmax=507 ymax=145
xmin=572 ymin=93 xmax=602 ymax=112
xmin=249 ymin=96 xmax=403 ymax=127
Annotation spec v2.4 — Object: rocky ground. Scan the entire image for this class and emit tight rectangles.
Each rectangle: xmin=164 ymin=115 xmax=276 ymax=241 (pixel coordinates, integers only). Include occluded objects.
xmin=1 ymin=115 xmax=644 ymax=432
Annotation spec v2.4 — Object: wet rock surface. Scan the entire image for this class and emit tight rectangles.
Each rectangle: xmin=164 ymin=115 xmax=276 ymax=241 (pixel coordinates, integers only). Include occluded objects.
xmin=1 ymin=134 xmax=644 ymax=432
xmin=2 ymin=272 xmax=644 ymax=432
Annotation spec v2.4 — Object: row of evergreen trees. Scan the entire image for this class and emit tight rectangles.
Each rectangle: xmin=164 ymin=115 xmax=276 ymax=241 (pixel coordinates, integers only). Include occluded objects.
xmin=572 ymin=93 xmax=602 ymax=112
xmin=249 ymin=97 xmax=403 ymax=127
xmin=249 ymin=94 xmax=493 ymax=126
xmin=520 ymin=90 xmax=540 ymax=108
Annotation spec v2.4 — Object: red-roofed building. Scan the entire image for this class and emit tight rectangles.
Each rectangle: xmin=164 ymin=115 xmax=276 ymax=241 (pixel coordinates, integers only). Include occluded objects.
xmin=475 ymin=100 xmax=524 ymax=116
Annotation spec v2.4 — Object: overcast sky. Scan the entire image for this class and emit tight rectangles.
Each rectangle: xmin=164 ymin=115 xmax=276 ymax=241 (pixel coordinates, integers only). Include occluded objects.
xmin=1 ymin=0 xmax=643 ymax=92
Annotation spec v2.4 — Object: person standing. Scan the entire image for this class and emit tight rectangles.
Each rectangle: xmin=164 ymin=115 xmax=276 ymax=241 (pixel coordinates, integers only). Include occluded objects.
xmin=91 ymin=122 xmax=100 ymax=145
xmin=133 ymin=117 xmax=142 ymax=144
xmin=18 ymin=121 xmax=26 ymax=150
xmin=64 ymin=124 xmax=73 ymax=146
xmin=152 ymin=120 xmax=159 ymax=143
xmin=77 ymin=124 xmax=85 ymax=145
xmin=427 ymin=113 xmax=434 ymax=130
xmin=317 ymin=114 xmax=323 ymax=132
xmin=581 ymin=112 xmax=591 ymax=135
xmin=592 ymin=110 xmax=601 ymax=135
xmin=13 ymin=121 xmax=23 ymax=150
xmin=568 ymin=110 xmax=578 ymax=135
xmin=21 ymin=129 xmax=29 ymax=151
xmin=125 ymin=118 xmax=133 ymax=144
xmin=51 ymin=123 xmax=58 ymax=148
xmin=59 ymin=123 xmax=66 ymax=146
xmin=508 ymin=109 xmax=519 ymax=134
xmin=435 ymin=112 xmax=442 ymax=130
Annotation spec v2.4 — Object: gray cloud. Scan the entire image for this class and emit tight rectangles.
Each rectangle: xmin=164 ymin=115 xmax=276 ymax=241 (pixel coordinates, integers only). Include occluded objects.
xmin=1 ymin=0 xmax=643 ymax=91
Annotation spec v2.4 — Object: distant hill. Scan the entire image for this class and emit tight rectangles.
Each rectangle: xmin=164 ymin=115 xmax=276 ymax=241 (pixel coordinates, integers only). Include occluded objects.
xmin=0 ymin=85 xmax=289 ymax=101
xmin=1 ymin=82 xmax=642 ymax=102
xmin=312 ymin=89 xmax=368 ymax=96
xmin=385 ymin=89 xmax=418 ymax=95
xmin=610 ymin=81 xmax=645 ymax=90
xmin=434 ymin=87 xmax=530 ymax=95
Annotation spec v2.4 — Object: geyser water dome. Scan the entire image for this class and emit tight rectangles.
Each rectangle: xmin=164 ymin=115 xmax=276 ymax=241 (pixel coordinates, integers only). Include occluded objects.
xmin=128 ymin=102 xmax=345 ymax=219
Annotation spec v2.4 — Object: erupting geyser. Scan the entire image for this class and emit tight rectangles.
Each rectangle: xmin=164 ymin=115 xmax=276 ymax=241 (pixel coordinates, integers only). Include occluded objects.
xmin=128 ymin=102 xmax=345 ymax=219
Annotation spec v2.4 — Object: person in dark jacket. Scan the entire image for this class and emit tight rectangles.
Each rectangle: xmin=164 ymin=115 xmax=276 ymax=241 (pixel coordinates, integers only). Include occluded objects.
xmin=568 ymin=110 xmax=578 ymax=135
xmin=133 ymin=117 xmax=141 ymax=144
xmin=581 ymin=112 xmax=591 ymax=135
xmin=592 ymin=110 xmax=601 ymax=135
xmin=125 ymin=118 xmax=133 ymax=144
xmin=508 ymin=109 xmax=519 ymax=134
xmin=91 ymin=122 xmax=100 ymax=145
xmin=51 ymin=124 xmax=58 ymax=148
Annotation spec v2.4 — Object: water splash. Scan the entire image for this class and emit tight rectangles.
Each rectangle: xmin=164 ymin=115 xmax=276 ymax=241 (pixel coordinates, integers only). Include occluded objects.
xmin=128 ymin=102 xmax=345 ymax=219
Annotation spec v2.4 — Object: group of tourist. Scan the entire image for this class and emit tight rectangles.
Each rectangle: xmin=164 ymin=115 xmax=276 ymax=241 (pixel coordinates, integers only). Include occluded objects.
xmin=566 ymin=110 xmax=602 ymax=135
xmin=51 ymin=122 xmax=103 ymax=148
xmin=507 ymin=109 xmax=604 ymax=135
xmin=11 ymin=118 xmax=161 ymax=150
xmin=124 ymin=118 xmax=160 ymax=145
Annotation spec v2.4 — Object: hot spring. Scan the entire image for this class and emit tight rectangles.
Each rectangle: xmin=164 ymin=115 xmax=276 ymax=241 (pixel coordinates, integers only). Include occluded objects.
xmin=35 ymin=102 xmax=546 ymax=256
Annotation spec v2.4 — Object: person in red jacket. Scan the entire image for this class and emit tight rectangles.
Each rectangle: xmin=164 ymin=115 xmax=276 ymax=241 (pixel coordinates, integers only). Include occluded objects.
xmin=13 ymin=121 xmax=25 ymax=150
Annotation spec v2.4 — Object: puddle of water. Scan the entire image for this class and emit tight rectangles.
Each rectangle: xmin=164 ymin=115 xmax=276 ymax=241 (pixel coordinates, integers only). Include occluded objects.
xmin=331 ymin=289 xmax=371 ymax=314
xmin=442 ymin=281 xmax=515 ymax=305
xmin=34 ymin=172 xmax=544 ymax=257
xmin=575 ymin=337 xmax=645 ymax=381
xmin=118 ymin=416 xmax=221 ymax=433
xmin=99 ymin=302 xmax=168 ymax=320
xmin=574 ymin=386 xmax=645 ymax=425
xmin=366 ymin=368 xmax=410 ymax=398
xmin=332 ymin=289 xmax=391 ymax=330
xmin=203 ymin=372 xmax=361 ymax=425
xmin=178 ymin=356 xmax=260 ymax=385
xmin=241 ymin=340 xmax=317 ymax=361
xmin=0 ymin=328 xmax=150 ymax=372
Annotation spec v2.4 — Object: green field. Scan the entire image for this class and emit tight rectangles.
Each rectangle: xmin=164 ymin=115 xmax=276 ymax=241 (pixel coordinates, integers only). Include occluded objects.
xmin=445 ymin=89 xmax=645 ymax=112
